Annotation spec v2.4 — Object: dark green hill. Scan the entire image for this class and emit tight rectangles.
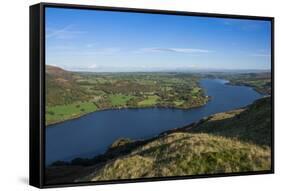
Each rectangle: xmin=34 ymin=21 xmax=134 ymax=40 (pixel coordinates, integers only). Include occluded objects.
xmin=45 ymin=97 xmax=272 ymax=184
xmin=188 ymin=97 xmax=272 ymax=146
xmin=46 ymin=65 xmax=89 ymax=107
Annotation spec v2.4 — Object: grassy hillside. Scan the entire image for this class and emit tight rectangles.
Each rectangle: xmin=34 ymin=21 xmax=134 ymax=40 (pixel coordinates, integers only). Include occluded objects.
xmin=227 ymin=73 xmax=271 ymax=95
xmin=46 ymin=65 xmax=209 ymax=125
xmin=81 ymin=133 xmax=270 ymax=181
xmin=203 ymin=72 xmax=271 ymax=95
xmin=188 ymin=97 xmax=272 ymax=146
xmin=45 ymin=97 xmax=272 ymax=184
xmin=46 ymin=65 xmax=89 ymax=106
xmin=46 ymin=65 xmax=96 ymax=125
xmin=46 ymin=66 xmax=271 ymax=126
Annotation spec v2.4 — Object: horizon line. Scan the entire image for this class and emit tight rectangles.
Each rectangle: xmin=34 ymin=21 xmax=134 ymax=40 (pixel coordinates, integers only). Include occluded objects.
xmin=47 ymin=64 xmax=271 ymax=73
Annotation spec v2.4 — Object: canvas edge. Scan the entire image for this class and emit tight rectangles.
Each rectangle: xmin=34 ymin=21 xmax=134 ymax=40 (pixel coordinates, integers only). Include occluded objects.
xmin=29 ymin=2 xmax=275 ymax=189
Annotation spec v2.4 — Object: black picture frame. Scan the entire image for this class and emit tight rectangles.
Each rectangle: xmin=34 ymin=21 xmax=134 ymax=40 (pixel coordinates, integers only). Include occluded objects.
xmin=30 ymin=2 xmax=275 ymax=188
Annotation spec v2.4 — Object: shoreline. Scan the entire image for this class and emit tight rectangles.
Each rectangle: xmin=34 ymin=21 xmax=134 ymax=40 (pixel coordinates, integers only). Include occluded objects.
xmin=46 ymin=97 xmax=211 ymax=127
xmin=46 ymin=78 xmax=264 ymax=127
xmin=47 ymin=105 xmax=212 ymax=166
xmin=48 ymin=96 xmax=270 ymax=167
xmin=226 ymin=81 xmax=268 ymax=95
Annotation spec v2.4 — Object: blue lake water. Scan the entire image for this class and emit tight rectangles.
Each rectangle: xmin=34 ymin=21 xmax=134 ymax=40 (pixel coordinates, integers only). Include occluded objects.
xmin=46 ymin=79 xmax=262 ymax=165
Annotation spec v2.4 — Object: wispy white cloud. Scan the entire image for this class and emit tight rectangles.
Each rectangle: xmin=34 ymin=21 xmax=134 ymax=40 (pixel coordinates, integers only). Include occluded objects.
xmin=88 ymin=64 xmax=99 ymax=69
xmin=139 ymin=48 xmax=212 ymax=54
xmin=48 ymin=42 xmax=213 ymax=59
xmin=46 ymin=25 xmax=86 ymax=39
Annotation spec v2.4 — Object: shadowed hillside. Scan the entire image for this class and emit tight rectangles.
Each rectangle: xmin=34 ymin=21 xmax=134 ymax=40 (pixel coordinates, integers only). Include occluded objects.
xmin=46 ymin=65 xmax=89 ymax=107
xmin=45 ymin=97 xmax=272 ymax=184
xmin=188 ymin=97 xmax=272 ymax=146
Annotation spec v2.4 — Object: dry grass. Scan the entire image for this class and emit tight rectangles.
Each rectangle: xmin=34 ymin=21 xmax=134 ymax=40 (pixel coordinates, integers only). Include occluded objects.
xmin=83 ymin=132 xmax=270 ymax=181
xmin=46 ymin=97 xmax=272 ymax=184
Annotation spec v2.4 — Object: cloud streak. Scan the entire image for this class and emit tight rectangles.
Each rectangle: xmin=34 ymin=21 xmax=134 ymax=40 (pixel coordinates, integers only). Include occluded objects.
xmin=46 ymin=25 xmax=86 ymax=39
xmin=140 ymin=48 xmax=212 ymax=54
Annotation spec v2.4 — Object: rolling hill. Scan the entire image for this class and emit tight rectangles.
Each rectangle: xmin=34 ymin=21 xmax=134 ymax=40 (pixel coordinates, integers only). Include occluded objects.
xmin=45 ymin=97 xmax=272 ymax=184
xmin=46 ymin=65 xmax=89 ymax=107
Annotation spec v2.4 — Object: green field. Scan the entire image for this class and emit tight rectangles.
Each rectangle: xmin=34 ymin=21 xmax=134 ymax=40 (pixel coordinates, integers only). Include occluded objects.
xmin=137 ymin=95 xmax=159 ymax=106
xmin=46 ymin=65 xmax=209 ymax=125
xmin=46 ymin=66 xmax=271 ymax=126
xmin=174 ymin=100 xmax=185 ymax=106
xmin=46 ymin=102 xmax=98 ymax=125
xmin=109 ymin=94 xmax=134 ymax=107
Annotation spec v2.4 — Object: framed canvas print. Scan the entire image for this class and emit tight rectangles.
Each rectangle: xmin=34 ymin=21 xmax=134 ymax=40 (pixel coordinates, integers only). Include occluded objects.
xmin=30 ymin=2 xmax=274 ymax=188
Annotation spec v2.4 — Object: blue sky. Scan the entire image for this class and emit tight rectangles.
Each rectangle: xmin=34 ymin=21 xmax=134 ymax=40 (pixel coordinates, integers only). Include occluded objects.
xmin=46 ymin=7 xmax=271 ymax=72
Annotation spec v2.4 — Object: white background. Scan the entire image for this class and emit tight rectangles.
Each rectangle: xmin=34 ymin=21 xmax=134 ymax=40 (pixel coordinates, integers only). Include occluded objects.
xmin=0 ymin=0 xmax=279 ymax=190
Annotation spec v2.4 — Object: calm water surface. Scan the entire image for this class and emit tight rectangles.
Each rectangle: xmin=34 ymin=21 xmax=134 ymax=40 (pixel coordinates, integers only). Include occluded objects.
xmin=46 ymin=79 xmax=262 ymax=165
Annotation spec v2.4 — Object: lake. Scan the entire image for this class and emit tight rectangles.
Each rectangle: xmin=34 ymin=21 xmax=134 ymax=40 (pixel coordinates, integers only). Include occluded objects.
xmin=46 ymin=79 xmax=262 ymax=165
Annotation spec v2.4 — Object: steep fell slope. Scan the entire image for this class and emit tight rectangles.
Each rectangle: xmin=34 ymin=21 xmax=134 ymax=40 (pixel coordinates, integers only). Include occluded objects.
xmin=45 ymin=97 xmax=272 ymax=184
xmin=46 ymin=65 xmax=89 ymax=106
